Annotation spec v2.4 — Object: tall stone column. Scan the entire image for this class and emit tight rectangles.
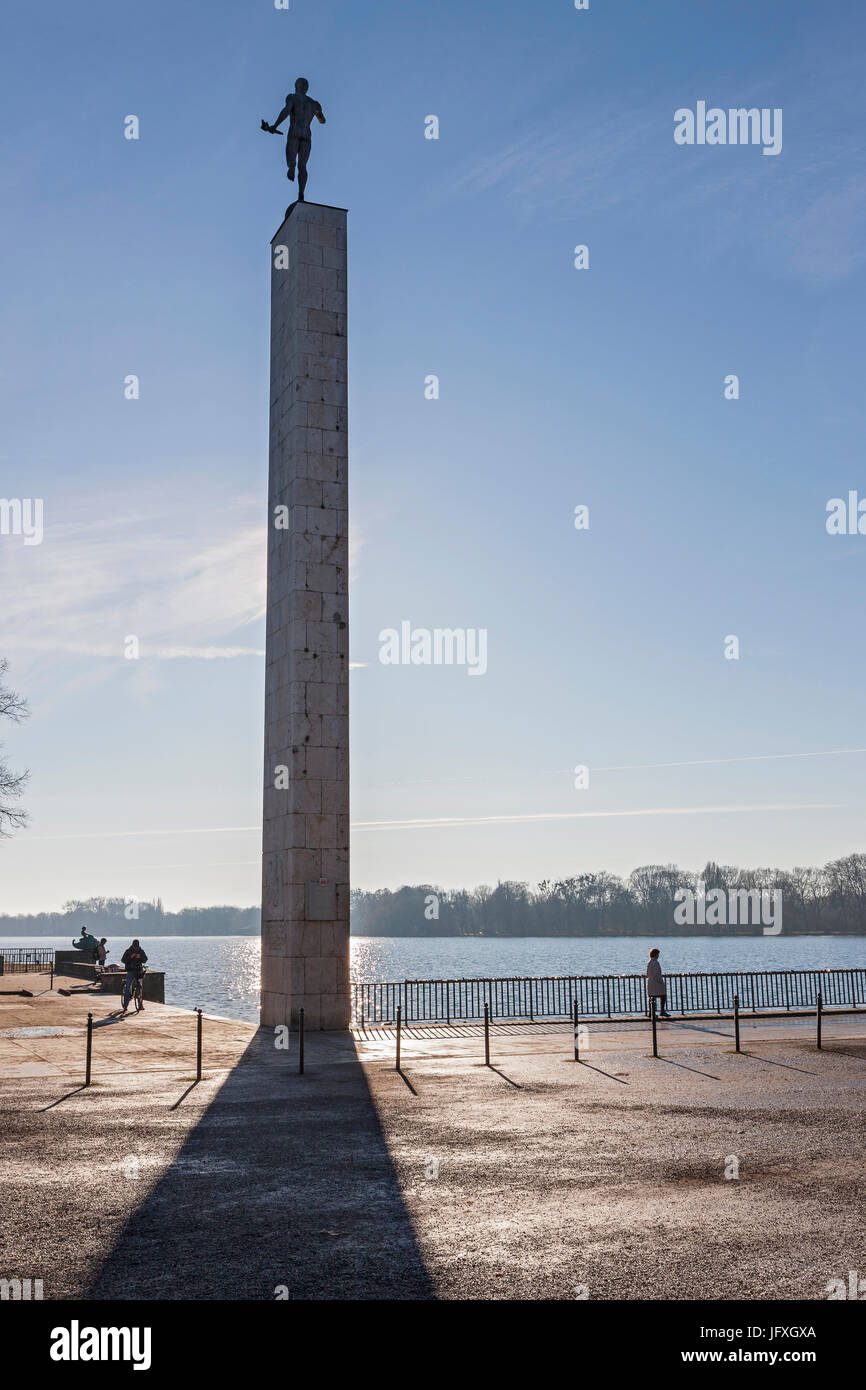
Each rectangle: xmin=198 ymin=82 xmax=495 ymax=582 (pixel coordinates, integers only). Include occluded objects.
xmin=261 ymin=201 xmax=350 ymax=1031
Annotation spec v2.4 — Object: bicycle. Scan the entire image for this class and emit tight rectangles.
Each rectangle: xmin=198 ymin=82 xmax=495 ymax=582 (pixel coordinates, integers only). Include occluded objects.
xmin=124 ymin=967 xmax=146 ymax=1013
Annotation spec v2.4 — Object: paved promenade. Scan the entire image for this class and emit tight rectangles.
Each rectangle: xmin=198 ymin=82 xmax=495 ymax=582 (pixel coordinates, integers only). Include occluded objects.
xmin=2 ymin=972 xmax=865 ymax=1300
xmin=0 ymin=972 xmax=254 ymax=1081
xmin=353 ymin=1009 xmax=866 ymax=1060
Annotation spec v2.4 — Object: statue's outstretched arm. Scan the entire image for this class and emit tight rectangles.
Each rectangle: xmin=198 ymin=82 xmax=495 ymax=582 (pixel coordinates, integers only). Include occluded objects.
xmin=264 ymin=102 xmax=291 ymax=133
xmin=315 ymin=105 xmax=326 ymax=125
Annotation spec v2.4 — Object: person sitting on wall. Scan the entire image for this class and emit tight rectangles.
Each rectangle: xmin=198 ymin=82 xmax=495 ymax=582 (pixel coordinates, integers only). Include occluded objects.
xmin=93 ymin=937 xmax=108 ymax=986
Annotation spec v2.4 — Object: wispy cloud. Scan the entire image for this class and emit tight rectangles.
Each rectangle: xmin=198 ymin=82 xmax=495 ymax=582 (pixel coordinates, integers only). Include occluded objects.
xmin=26 ymin=825 xmax=261 ymax=842
xmin=0 ymin=495 xmax=266 ymax=675
xmin=440 ymin=48 xmax=866 ymax=282
xmin=0 ymin=488 xmax=369 ymax=680
xmin=6 ymin=638 xmax=263 ymax=660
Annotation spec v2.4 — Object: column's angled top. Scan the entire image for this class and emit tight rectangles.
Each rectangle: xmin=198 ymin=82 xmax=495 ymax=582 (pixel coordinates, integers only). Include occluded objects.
xmin=272 ymin=201 xmax=349 ymax=242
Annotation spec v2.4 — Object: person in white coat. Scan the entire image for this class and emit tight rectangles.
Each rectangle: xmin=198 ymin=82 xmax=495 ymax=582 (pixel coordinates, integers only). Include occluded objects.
xmin=646 ymin=948 xmax=671 ymax=1017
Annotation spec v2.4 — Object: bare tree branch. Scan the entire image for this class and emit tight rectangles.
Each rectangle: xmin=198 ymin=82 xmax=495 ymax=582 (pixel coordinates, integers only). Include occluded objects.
xmin=0 ymin=658 xmax=29 ymax=837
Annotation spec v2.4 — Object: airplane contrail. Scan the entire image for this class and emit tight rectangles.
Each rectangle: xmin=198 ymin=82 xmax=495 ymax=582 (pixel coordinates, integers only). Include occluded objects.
xmin=375 ymin=746 xmax=866 ymax=788
xmin=592 ymin=747 xmax=866 ymax=773
xmin=22 ymin=800 xmax=838 ymax=842
xmin=349 ymin=803 xmax=838 ymax=832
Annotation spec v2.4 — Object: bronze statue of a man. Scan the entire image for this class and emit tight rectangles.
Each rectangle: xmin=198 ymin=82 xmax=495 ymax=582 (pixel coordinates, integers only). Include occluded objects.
xmin=261 ymin=77 xmax=326 ymax=202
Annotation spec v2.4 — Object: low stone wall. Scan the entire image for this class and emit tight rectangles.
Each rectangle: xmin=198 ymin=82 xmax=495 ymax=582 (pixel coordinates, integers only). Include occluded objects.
xmin=55 ymin=949 xmax=93 ymax=972
xmin=60 ymin=961 xmax=165 ymax=1004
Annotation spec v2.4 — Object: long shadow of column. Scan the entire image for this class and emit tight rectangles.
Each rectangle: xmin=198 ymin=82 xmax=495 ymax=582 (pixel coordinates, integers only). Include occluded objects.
xmin=87 ymin=1030 xmax=434 ymax=1301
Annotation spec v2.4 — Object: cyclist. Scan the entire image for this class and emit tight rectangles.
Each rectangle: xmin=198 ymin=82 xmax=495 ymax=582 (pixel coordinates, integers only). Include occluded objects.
xmin=120 ymin=939 xmax=148 ymax=1012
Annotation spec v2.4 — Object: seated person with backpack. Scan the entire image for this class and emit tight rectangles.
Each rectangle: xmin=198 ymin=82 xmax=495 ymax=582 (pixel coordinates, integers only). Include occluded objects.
xmin=92 ymin=937 xmax=108 ymax=984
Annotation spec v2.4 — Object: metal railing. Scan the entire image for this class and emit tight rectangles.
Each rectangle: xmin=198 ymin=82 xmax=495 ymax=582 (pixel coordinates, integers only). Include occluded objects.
xmin=0 ymin=947 xmax=55 ymax=975
xmin=350 ymin=968 xmax=866 ymax=1026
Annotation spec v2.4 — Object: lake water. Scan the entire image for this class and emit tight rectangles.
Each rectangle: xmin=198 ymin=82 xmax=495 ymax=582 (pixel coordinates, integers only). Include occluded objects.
xmin=4 ymin=934 xmax=864 ymax=1026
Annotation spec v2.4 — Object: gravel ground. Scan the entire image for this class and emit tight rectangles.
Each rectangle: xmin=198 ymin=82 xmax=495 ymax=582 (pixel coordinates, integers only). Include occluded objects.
xmin=375 ymin=1039 xmax=866 ymax=1300
xmin=1 ymin=1029 xmax=864 ymax=1301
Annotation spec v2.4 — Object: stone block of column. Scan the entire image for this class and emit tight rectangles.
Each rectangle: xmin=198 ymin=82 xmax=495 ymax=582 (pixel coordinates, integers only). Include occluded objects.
xmin=261 ymin=201 xmax=350 ymax=1031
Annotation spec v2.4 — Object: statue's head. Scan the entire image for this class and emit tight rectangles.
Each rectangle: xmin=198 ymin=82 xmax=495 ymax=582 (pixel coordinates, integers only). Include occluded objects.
xmin=295 ymin=77 xmax=309 ymax=94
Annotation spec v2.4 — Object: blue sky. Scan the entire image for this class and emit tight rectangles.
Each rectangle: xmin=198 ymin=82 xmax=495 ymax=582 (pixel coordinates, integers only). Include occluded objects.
xmin=1 ymin=0 xmax=865 ymax=913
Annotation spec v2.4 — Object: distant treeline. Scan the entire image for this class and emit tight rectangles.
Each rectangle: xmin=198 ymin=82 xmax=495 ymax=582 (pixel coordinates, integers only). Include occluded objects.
xmin=4 ymin=854 xmax=866 ymax=937
xmin=349 ymin=855 xmax=866 ymax=936
xmin=0 ymin=897 xmax=260 ymax=938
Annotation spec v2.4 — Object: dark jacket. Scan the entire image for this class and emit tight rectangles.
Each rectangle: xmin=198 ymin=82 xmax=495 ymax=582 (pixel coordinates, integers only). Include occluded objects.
xmin=121 ymin=947 xmax=148 ymax=977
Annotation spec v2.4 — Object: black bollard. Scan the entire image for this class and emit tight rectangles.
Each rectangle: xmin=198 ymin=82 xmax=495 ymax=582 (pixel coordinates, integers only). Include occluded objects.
xmin=85 ymin=1012 xmax=93 ymax=1087
xmin=573 ymin=999 xmax=580 ymax=1062
xmin=195 ymin=1008 xmax=202 ymax=1081
xmin=299 ymin=1006 xmax=305 ymax=1074
xmin=395 ymin=1005 xmax=402 ymax=1071
xmin=816 ymin=992 xmax=822 ymax=1050
xmin=484 ymin=1001 xmax=490 ymax=1066
xmin=651 ymin=997 xmax=658 ymax=1058
xmin=734 ymin=993 xmax=741 ymax=1054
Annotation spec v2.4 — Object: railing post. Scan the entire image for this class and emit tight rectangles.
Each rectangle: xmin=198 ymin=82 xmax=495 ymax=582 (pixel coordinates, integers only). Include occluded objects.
xmin=85 ymin=1012 xmax=93 ymax=1086
xmin=395 ymin=1004 xmax=402 ymax=1071
xmin=816 ymin=992 xmax=822 ymax=1051
xmin=484 ymin=1001 xmax=490 ymax=1066
xmin=299 ymin=1006 xmax=305 ymax=1074
xmin=50 ymin=960 xmax=54 ymax=992
xmin=195 ymin=1007 xmax=202 ymax=1081
xmin=733 ymin=994 xmax=740 ymax=1053
xmin=573 ymin=999 xmax=580 ymax=1061
xmin=650 ymin=997 xmax=658 ymax=1058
